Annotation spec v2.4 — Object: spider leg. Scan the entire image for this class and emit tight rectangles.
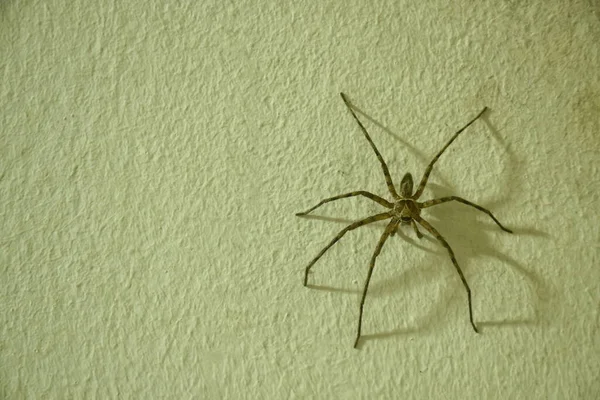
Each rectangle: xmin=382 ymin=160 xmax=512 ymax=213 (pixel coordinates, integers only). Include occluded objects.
xmin=419 ymin=196 xmax=512 ymax=233
xmin=340 ymin=93 xmax=400 ymax=199
xmin=296 ymin=191 xmax=393 ymax=216
xmin=411 ymin=220 xmax=423 ymax=239
xmin=413 ymin=107 xmax=488 ymax=199
xmin=354 ymin=218 xmax=399 ymax=348
xmin=303 ymin=212 xmax=393 ymax=286
xmin=413 ymin=215 xmax=479 ymax=333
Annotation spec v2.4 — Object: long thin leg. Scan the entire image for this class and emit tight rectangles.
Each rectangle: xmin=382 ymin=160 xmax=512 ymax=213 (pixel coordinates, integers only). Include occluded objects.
xmin=303 ymin=212 xmax=393 ymax=286
xmin=419 ymin=196 xmax=512 ymax=233
xmin=413 ymin=107 xmax=488 ymax=199
xmin=413 ymin=215 xmax=479 ymax=333
xmin=355 ymin=219 xmax=399 ymax=348
xmin=296 ymin=191 xmax=393 ymax=216
xmin=340 ymin=93 xmax=400 ymax=199
xmin=411 ymin=220 xmax=423 ymax=239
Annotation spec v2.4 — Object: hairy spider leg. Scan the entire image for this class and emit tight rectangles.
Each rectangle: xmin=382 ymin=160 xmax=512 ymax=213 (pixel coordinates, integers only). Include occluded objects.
xmin=340 ymin=92 xmax=400 ymax=199
xmin=419 ymin=196 xmax=513 ymax=233
xmin=355 ymin=218 xmax=400 ymax=348
xmin=296 ymin=191 xmax=393 ymax=216
xmin=411 ymin=219 xmax=423 ymax=238
xmin=390 ymin=214 xmax=422 ymax=239
xmin=413 ymin=215 xmax=479 ymax=333
xmin=303 ymin=212 xmax=393 ymax=286
xmin=413 ymin=107 xmax=488 ymax=199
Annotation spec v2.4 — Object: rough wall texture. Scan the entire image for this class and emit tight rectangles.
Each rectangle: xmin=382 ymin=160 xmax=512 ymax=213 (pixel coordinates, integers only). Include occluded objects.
xmin=1 ymin=0 xmax=599 ymax=398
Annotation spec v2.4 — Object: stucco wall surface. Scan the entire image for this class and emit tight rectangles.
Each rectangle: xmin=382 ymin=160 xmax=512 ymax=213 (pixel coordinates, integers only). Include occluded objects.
xmin=1 ymin=0 xmax=599 ymax=398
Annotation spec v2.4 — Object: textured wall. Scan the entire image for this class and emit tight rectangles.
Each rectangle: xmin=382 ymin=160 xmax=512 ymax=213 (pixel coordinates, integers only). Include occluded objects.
xmin=1 ymin=0 xmax=599 ymax=398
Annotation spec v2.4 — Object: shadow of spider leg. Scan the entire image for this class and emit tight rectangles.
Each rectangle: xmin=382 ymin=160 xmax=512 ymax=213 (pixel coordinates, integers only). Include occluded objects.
xmin=413 ymin=215 xmax=479 ymax=333
xmin=355 ymin=218 xmax=399 ymax=348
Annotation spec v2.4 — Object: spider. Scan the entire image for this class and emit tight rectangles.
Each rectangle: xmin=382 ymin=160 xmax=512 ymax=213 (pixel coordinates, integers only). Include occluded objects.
xmin=296 ymin=93 xmax=513 ymax=348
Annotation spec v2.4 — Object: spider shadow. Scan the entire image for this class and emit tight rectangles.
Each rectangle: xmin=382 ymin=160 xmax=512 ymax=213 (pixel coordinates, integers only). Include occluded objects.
xmin=355 ymin=257 xmax=549 ymax=347
xmin=424 ymin=188 xmax=551 ymax=305
xmin=300 ymin=203 xmax=548 ymax=346
xmin=477 ymin=113 xmax=554 ymax=324
xmin=361 ymin=196 xmax=552 ymax=344
xmin=354 ymin=260 xmax=449 ymax=347
xmin=474 ymin=246 xmax=557 ymax=330
xmin=401 ymin=190 xmax=554 ymax=344
xmin=480 ymin=113 xmax=539 ymax=234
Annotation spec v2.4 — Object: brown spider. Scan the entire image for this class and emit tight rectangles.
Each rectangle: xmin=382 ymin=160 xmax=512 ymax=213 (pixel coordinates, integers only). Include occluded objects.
xmin=297 ymin=93 xmax=513 ymax=348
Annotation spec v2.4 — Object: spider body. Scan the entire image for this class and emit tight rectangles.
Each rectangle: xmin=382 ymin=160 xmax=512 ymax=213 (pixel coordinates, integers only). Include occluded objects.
xmin=297 ymin=93 xmax=513 ymax=348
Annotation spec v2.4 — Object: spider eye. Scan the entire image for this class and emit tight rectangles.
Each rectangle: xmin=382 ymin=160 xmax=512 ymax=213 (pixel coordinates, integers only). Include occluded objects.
xmin=401 ymin=216 xmax=412 ymax=222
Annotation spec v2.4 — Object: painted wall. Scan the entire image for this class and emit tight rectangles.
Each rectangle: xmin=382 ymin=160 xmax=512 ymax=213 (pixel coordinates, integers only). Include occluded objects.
xmin=1 ymin=0 xmax=599 ymax=398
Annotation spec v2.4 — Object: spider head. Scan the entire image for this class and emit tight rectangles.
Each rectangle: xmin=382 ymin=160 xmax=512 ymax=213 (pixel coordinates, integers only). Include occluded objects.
xmin=400 ymin=173 xmax=413 ymax=197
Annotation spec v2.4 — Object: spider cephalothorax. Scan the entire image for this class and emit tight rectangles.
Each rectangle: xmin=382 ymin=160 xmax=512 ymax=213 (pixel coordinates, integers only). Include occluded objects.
xmin=297 ymin=93 xmax=513 ymax=348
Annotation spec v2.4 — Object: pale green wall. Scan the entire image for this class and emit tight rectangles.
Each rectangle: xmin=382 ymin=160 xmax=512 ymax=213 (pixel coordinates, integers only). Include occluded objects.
xmin=1 ymin=0 xmax=599 ymax=398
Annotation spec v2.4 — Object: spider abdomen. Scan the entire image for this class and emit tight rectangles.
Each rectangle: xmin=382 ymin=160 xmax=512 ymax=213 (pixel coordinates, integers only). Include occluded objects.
xmin=400 ymin=172 xmax=414 ymax=197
